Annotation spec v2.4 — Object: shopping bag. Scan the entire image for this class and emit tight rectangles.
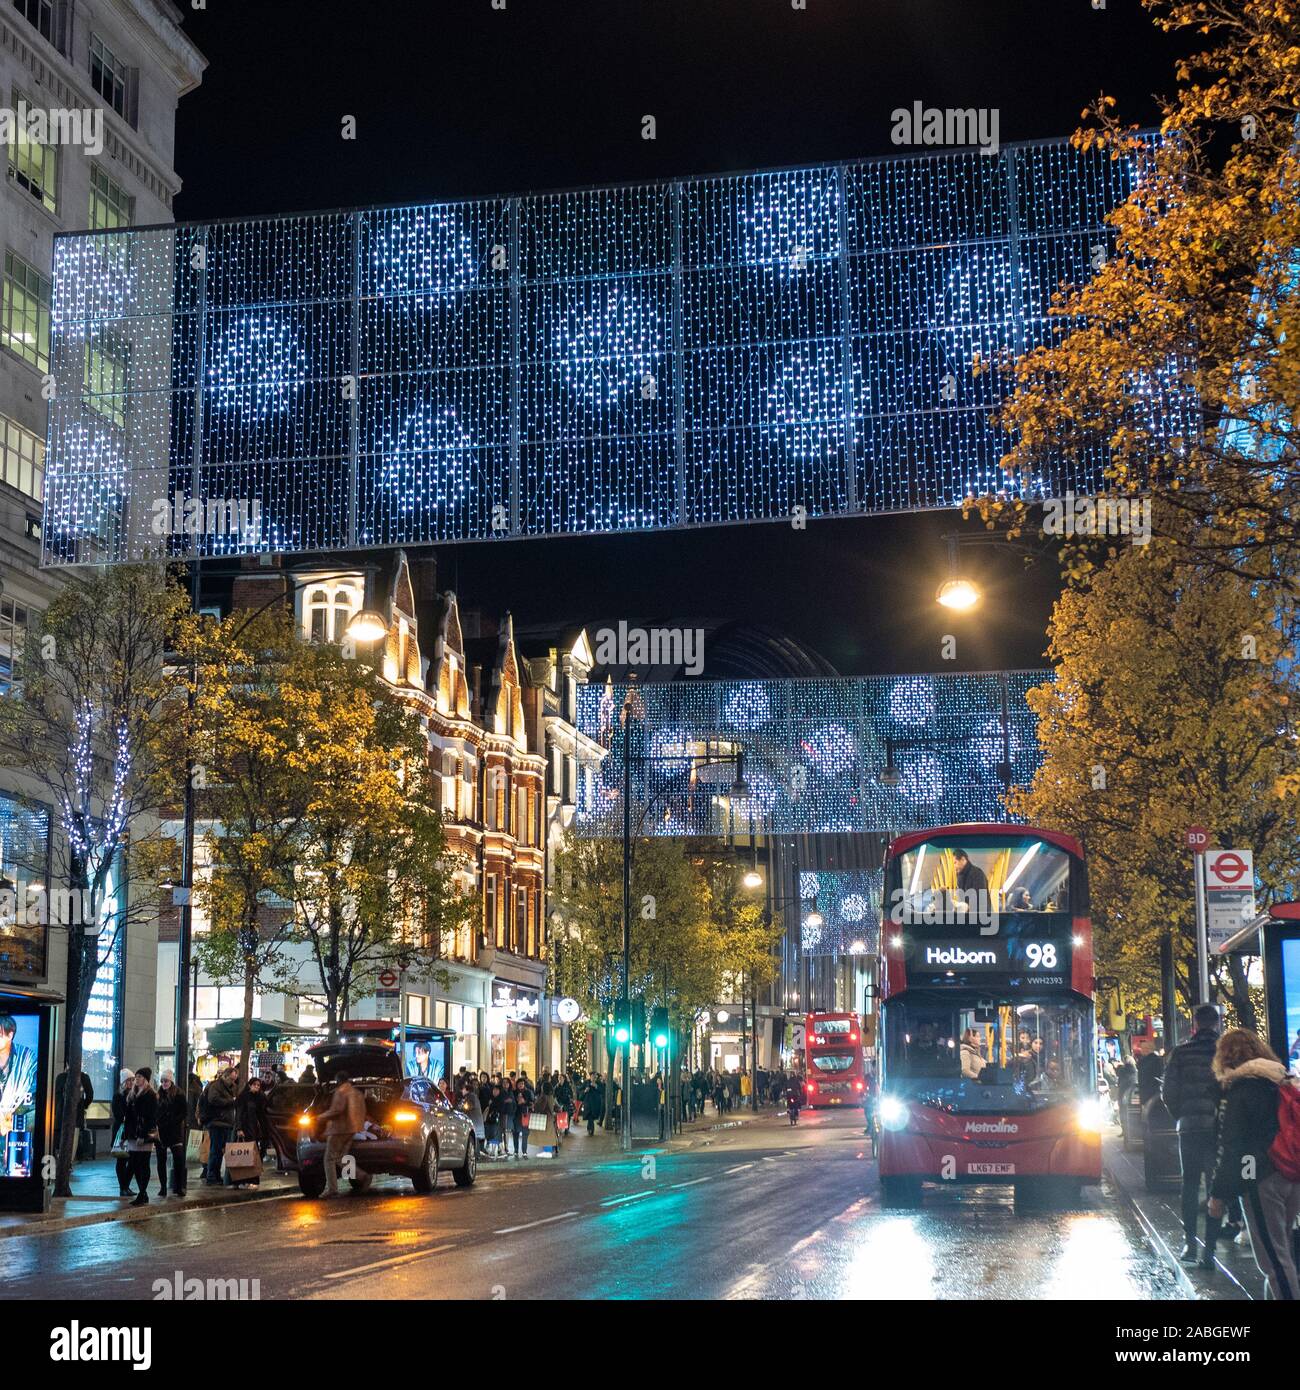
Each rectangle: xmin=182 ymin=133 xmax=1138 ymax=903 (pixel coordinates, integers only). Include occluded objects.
xmin=525 ymin=1112 xmax=553 ymax=1139
xmin=223 ymin=1141 xmax=262 ymax=1181
xmin=555 ymin=1110 xmax=569 ymax=1134
xmin=196 ymin=1129 xmax=210 ymax=1165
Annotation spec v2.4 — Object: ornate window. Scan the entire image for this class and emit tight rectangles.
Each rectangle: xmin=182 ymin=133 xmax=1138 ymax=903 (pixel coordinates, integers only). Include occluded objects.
xmin=301 ymin=578 xmax=359 ymax=644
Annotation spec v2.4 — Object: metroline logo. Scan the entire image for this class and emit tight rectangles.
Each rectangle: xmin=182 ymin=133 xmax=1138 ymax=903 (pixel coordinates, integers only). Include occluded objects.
xmin=964 ymin=1120 xmax=1019 ymax=1135
xmin=923 ymin=945 xmax=996 ymax=966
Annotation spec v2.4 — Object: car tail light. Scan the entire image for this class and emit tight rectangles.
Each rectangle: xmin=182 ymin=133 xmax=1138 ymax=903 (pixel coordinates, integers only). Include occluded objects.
xmin=297 ymin=1114 xmax=312 ymax=1129
xmin=850 ymin=1032 xmax=858 ymax=1042
xmin=806 ymin=1081 xmax=816 ymax=1093
xmin=392 ymin=1109 xmax=419 ymax=1125
xmin=854 ymin=1080 xmax=864 ymax=1091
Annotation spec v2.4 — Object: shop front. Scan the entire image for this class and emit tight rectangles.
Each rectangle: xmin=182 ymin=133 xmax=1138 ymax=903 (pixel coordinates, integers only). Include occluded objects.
xmin=488 ymin=982 xmax=542 ymax=1077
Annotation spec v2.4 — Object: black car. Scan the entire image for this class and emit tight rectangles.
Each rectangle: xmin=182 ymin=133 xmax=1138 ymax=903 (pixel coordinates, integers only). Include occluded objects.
xmin=265 ymin=1043 xmax=477 ymax=1198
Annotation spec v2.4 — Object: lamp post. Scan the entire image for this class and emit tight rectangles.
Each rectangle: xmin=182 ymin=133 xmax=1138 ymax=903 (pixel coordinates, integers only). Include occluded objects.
xmin=617 ymin=689 xmax=749 ymax=1150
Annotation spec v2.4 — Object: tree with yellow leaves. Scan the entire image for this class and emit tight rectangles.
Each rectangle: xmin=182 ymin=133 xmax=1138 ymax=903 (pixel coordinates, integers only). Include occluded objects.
xmin=992 ymin=1 xmax=1299 ymax=594
xmin=192 ymin=608 xmax=466 ymax=1065
xmin=1006 ymin=508 xmax=1298 ymax=1027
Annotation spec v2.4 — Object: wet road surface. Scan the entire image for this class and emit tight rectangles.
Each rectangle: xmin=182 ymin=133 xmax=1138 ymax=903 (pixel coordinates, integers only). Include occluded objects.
xmin=14 ymin=1109 xmax=1184 ymax=1299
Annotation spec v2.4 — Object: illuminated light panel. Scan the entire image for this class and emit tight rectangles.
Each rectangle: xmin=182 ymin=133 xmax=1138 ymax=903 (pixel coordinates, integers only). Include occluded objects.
xmin=574 ymin=671 xmax=1048 ymax=838
xmin=42 ymin=137 xmax=1168 ymax=565
xmin=798 ymin=871 xmax=884 ymax=956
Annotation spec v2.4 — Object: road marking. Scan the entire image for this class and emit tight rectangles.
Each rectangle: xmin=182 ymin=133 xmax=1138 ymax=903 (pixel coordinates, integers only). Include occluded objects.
xmin=493 ymin=1211 xmax=579 ymax=1234
xmin=322 ymin=1242 xmax=456 ymax=1279
xmin=669 ymin=1177 xmax=711 ymax=1189
xmin=724 ymin=1163 xmax=754 ymax=1174
xmin=790 ymin=1230 xmax=823 ymax=1253
xmin=600 ymin=1191 xmax=653 ymax=1208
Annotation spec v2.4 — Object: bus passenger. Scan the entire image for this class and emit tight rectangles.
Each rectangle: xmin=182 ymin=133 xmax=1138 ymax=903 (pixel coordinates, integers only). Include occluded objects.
xmin=960 ymin=1029 xmax=985 ymax=1080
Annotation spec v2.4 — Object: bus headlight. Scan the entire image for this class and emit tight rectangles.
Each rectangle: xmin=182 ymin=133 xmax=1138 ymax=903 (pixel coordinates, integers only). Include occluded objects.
xmin=879 ymin=1096 xmax=909 ymax=1130
xmin=1076 ymin=1098 xmax=1105 ymax=1133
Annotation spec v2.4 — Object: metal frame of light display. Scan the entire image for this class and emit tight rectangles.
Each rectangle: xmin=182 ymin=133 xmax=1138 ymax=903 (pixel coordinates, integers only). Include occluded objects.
xmin=41 ymin=136 xmax=1163 ymax=566
xmin=573 ymin=670 xmax=1046 ymax=843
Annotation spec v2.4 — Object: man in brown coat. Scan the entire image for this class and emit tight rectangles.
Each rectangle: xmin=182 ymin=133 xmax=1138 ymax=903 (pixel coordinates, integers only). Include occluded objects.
xmin=319 ymin=1078 xmax=366 ymax=1197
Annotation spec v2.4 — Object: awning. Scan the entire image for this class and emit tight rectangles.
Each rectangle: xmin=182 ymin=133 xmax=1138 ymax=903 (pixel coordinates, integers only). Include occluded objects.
xmin=202 ymin=1018 xmax=318 ymax=1053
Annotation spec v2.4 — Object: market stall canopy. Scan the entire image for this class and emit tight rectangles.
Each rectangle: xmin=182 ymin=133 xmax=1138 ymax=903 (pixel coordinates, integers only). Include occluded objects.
xmin=203 ymin=1018 xmax=316 ymax=1053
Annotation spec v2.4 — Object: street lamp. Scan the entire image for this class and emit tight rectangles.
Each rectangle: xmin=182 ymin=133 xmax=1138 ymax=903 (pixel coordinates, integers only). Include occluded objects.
xmin=344 ymin=608 xmax=388 ymax=644
xmin=936 ymin=575 xmax=981 ymax=612
xmin=936 ymin=535 xmax=981 ymax=612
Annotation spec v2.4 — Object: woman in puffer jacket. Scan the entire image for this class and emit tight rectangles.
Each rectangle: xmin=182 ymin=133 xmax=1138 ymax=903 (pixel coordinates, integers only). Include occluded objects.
xmin=1208 ymin=1028 xmax=1300 ymax=1301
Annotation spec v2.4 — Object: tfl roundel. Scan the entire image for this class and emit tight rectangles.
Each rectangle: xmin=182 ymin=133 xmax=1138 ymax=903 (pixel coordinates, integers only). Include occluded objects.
xmin=1206 ymin=850 xmax=1252 ymax=889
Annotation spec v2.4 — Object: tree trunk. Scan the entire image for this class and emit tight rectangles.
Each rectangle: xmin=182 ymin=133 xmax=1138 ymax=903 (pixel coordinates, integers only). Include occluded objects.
xmin=325 ymin=902 xmax=341 ymax=1043
xmin=54 ymin=935 xmax=96 ymax=1198
xmin=55 ymin=856 xmax=97 ymax=1199
xmin=238 ymin=953 xmax=256 ymax=1083
xmin=1224 ymin=954 xmax=1258 ymax=1032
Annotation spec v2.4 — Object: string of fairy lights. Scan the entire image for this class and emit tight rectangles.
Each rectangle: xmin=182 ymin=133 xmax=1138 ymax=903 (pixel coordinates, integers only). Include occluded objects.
xmin=42 ymin=137 xmax=1162 ymax=565
xmin=572 ymin=671 xmax=1045 ymax=839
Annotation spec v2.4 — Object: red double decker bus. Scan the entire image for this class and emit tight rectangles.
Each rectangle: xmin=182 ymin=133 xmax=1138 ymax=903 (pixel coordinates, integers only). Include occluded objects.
xmin=875 ymin=825 xmax=1103 ymax=1208
xmin=803 ymin=1012 xmax=867 ymax=1108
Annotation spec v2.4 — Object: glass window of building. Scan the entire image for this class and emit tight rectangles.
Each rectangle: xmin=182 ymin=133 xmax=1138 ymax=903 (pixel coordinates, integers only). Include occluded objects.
xmin=7 ymin=91 xmax=59 ymax=214
xmin=453 ymin=1005 xmax=479 ymax=1072
xmin=441 ymin=749 xmax=457 ymax=816
xmin=89 ymin=34 xmax=132 ymax=122
xmin=460 ymin=754 xmax=475 ymax=820
xmin=0 ymin=413 xmax=43 ymax=501
xmin=83 ymin=339 xmax=128 ymax=427
xmin=88 ymin=164 xmax=134 ymax=230
xmin=303 ymin=579 xmax=358 ymax=644
xmin=13 ymin=1 xmax=64 ymax=48
xmin=2 ymin=252 xmax=51 ymax=371
xmin=0 ymin=596 xmax=29 ymax=693
xmin=405 ymin=994 xmax=427 ymax=1026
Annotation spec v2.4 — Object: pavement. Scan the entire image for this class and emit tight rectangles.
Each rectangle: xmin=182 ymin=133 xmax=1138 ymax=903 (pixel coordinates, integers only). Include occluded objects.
xmin=1101 ymin=1133 xmax=1265 ymax=1302
xmin=1 ymin=1102 xmax=768 ymax=1240
xmin=7 ymin=1107 xmax=1186 ymax=1299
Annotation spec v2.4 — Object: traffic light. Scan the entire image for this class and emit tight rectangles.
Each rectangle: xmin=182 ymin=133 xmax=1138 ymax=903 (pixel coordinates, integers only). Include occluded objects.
xmin=631 ymin=996 xmax=646 ymax=1044
xmin=612 ymin=999 xmax=631 ymax=1045
xmin=650 ymin=1006 xmax=670 ymax=1050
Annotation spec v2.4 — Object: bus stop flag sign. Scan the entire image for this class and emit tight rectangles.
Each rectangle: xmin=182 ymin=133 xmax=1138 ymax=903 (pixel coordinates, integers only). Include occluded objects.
xmin=1206 ymin=849 xmax=1256 ymax=952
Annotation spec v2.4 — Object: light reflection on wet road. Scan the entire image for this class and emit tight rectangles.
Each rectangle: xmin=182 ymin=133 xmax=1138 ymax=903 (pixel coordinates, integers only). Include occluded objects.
xmin=10 ymin=1109 xmax=1184 ymax=1300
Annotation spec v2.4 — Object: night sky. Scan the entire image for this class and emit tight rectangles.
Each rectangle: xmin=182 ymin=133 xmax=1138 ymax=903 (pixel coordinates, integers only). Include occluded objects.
xmin=173 ymin=0 xmax=1179 ymax=676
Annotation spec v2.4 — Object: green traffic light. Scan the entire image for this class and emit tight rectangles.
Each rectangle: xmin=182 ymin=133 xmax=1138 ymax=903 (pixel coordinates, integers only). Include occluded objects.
xmin=653 ymin=1032 xmax=669 ymax=1048
xmin=615 ymin=1025 xmax=630 ymax=1043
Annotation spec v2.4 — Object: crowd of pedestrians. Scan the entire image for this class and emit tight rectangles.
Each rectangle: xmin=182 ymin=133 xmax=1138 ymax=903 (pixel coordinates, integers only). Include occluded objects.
xmin=1161 ymin=1005 xmax=1300 ymax=1301
xmin=444 ymin=1066 xmax=592 ymax=1157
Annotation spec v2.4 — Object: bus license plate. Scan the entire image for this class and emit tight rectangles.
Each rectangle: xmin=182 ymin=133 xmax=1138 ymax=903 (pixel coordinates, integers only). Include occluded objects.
xmin=967 ymin=1162 xmax=1015 ymax=1175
